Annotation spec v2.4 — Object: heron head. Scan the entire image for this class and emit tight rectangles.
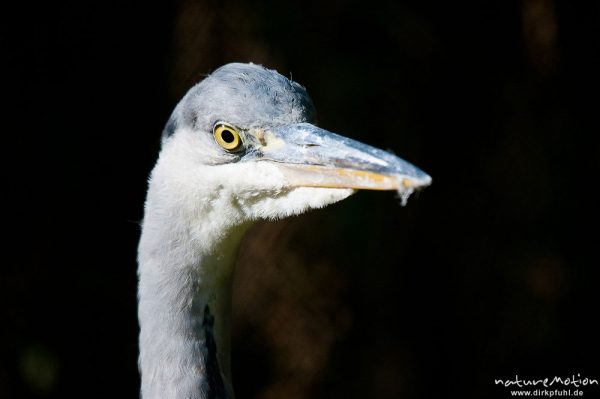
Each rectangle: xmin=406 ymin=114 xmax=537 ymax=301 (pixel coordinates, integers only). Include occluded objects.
xmin=155 ymin=63 xmax=431 ymax=221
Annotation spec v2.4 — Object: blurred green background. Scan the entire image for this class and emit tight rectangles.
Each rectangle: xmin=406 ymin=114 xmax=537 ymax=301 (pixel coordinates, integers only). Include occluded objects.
xmin=2 ymin=0 xmax=599 ymax=398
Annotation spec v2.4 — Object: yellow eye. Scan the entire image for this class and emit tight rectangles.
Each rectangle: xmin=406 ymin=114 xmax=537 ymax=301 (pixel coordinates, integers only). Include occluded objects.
xmin=213 ymin=123 xmax=243 ymax=151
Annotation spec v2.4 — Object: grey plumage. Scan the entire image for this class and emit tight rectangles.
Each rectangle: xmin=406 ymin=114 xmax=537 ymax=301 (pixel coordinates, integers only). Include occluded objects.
xmin=162 ymin=63 xmax=315 ymax=142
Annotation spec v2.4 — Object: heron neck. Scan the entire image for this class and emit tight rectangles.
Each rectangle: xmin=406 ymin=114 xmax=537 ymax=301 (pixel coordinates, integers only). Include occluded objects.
xmin=137 ymin=170 xmax=251 ymax=399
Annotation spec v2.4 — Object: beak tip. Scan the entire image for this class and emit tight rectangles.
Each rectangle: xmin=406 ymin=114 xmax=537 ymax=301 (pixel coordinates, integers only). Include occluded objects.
xmin=401 ymin=170 xmax=432 ymax=190
xmin=421 ymin=174 xmax=433 ymax=187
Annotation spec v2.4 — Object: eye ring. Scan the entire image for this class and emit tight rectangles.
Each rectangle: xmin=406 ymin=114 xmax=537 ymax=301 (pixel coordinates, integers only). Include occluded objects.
xmin=213 ymin=123 xmax=243 ymax=152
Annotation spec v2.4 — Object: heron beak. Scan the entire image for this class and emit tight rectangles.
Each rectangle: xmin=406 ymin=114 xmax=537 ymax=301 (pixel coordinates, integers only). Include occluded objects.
xmin=242 ymin=123 xmax=432 ymax=195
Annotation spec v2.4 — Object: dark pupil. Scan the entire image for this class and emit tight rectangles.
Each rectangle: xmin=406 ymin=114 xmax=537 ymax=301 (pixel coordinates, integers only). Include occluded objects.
xmin=221 ymin=130 xmax=235 ymax=143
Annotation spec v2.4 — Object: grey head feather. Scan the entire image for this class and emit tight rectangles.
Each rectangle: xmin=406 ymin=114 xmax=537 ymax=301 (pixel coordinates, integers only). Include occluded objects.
xmin=161 ymin=63 xmax=316 ymax=143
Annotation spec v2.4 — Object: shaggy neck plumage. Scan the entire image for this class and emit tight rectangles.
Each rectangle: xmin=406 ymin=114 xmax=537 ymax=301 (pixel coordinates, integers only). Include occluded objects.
xmin=137 ymin=156 xmax=251 ymax=399
xmin=137 ymin=124 xmax=355 ymax=399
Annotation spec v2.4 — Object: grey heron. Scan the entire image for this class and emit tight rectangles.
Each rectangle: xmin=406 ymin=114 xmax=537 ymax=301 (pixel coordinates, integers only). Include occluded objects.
xmin=138 ymin=62 xmax=431 ymax=399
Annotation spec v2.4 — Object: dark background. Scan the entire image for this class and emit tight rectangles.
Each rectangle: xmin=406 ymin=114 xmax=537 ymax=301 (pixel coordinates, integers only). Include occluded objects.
xmin=2 ymin=0 xmax=599 ymax=398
